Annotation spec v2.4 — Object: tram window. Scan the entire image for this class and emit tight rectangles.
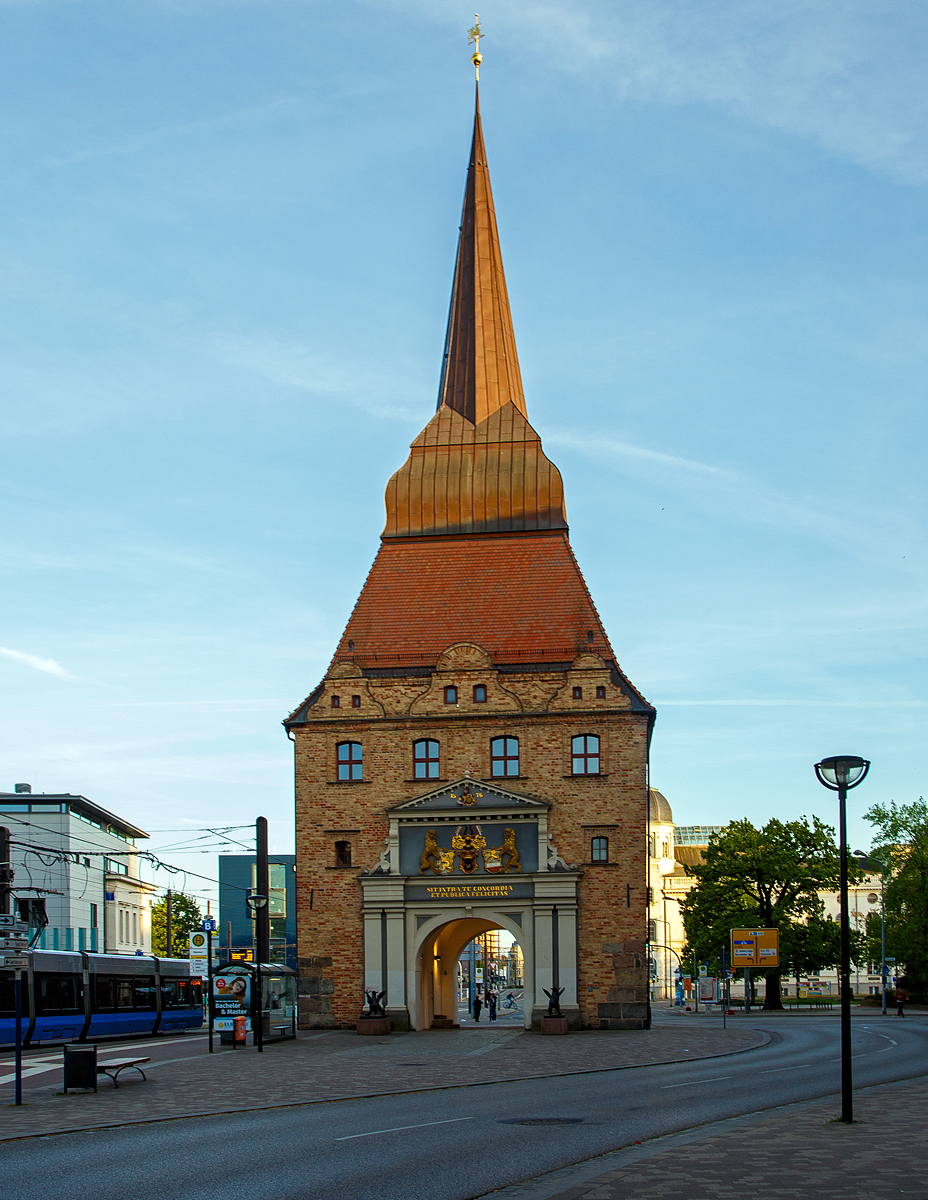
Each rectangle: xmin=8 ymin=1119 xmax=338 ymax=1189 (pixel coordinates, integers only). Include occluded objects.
xmin=0 ymin=972 xmax=31 ymax=1018
xmin=116 ymin=980 xmax=135 ymax=1009
xmin=162 ymin=978 xmax=202 ymax=1009
xmin=94 ymin=976 xmax=116 ymax=1011
xmin=36 ymin=973 xmax=83 ymax=1016
xmin=133 ymin=979 xmax=157 ymax=1010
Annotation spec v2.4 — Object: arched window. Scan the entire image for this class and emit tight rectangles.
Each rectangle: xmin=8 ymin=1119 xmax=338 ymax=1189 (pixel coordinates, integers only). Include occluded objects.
xmin=491 ymin=736 xmax=519 ymax=777
xmin=413 ymin=739 xmax=440 ymax=780
xmin=571 ymin=734 xmax=600 ymax=775
xmin=661 ymin=839 xmax=670 ymax=858
xmin=572 ymin=687 xmax=583 ymax=699
xmin=591 ymin=837 xmax=608 ymax=862
xmin=473 ymin=685 xmax=487 ymax=703
xmin=335 ymin=840 xmax=352 ymax=867
xmin=330 ymin=695 xmax=340 ymax=708
xmin=596 ymin=686 xmax=606 ymax=699
xmin=444 ymin=686 xmax=458 ymax=704
xmin=336 ymin=741 xmax=363 ymax=781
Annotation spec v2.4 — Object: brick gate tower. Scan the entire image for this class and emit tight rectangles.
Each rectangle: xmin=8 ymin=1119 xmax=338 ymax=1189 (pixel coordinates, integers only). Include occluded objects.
xmin=285 ymin=90 xmax=655 ymax=1031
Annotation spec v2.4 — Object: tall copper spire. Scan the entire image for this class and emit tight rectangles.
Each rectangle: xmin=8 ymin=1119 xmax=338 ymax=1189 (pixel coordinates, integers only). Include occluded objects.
xmin=436 ymin=88 xmax=527 ymax=426
xmin=382 ymin=90 xmax=566 ymax=538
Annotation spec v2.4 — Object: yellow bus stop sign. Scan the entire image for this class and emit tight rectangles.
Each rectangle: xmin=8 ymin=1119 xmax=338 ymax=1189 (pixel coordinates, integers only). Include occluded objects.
xmin=731 ymin=927 xmax=779 ymax=968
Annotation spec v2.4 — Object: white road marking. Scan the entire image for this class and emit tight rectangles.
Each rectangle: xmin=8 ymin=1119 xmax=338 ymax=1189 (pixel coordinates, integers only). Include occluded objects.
xmin=0 ymin=1063 xmax=62 ymax=1086
xmin=0 ymin=1034 xmax=208 ymax=1081
xmin=760 ymin=1064 xmax=811 ymax=1074
xmin=661 ymin=1076 xmax=731 ymax=1089
xmin=336 ymin=1117 xmax=475 ymax=1140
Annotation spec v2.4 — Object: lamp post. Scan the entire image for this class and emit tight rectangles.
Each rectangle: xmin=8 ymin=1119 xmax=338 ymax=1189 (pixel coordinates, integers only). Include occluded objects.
xmin=246 ymin=890 xmax=268 ymax=1052
xmin=814 ymin=754 xmax=870 ymax=1124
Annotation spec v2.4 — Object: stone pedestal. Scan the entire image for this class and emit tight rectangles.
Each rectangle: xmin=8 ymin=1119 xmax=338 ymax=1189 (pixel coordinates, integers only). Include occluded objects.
xmin=541 ymin=1016 xmax=569 ymax=1035
xmin=356 ymin=1016 xmax=391 ymax=1035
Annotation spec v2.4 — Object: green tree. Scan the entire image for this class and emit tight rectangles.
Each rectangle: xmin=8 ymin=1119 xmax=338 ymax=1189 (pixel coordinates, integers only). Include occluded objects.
xmin=151 ymin=890 xmax=203 ymax=957
xmin=681 ymin=817 xmax=857 ymax=1009
xmin=865 ymin=798 xmax=928 ymax=1000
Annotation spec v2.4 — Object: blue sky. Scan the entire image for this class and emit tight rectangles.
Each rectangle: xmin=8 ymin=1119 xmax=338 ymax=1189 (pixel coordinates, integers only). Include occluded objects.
xmin=1 ymin=0 xmax=926 ymax=906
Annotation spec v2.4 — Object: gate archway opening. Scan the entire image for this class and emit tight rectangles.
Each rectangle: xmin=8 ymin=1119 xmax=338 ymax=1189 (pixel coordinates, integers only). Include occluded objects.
xmin=415 ymin=916 xmax=522 ymax=1030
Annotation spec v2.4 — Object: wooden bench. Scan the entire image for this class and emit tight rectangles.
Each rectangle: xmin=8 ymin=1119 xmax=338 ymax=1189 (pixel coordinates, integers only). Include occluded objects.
xmin=97 ymin=1056 xmax=151 ymax=1087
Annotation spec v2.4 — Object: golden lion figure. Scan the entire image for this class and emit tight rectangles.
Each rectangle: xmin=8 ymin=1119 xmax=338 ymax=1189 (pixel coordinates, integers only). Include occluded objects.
xmin=419 ymin=829 xmax=454 ymax=876
xmin=500 ymin=827 xmax=522 ymax=874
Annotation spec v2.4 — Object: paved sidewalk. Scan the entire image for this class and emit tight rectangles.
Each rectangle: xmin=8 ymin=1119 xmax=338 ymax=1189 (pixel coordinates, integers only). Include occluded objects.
xmin=489 ymin=1074 xmax=928 ymax=1200
xmin=0 ymin=1023 xmax=765 ymax=1141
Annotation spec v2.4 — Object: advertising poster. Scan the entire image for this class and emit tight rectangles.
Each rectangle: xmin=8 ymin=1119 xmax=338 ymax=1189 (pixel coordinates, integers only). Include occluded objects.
xmin=212 ymin=971 xmax=252 ymax=1031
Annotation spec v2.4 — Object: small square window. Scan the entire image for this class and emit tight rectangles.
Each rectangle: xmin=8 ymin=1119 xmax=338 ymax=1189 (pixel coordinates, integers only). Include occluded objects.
xmin=331 ymin=695 xmax=340 ymax=708
xmin=444 ymin=686 xmax=458 ymax=705
xmin=596 ymin=686 xmax=606 ymax=699
xmin=473 ymin=685 xmax=487 ymax=703
xmin=351 ymin=694 xmax=361 ymax=708
xmin=572 ymin=687 xmax=583 ymax=700
xmin=591 ymin=837 xmax=608 ymax=862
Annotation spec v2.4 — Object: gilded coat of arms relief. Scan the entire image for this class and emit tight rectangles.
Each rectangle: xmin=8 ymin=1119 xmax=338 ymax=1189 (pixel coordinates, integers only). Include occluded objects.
xmin=417 ymin=825 xmax=522 ymax=876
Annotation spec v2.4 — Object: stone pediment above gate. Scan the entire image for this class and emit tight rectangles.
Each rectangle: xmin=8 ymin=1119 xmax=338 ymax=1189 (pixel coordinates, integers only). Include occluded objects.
xmin=389 ymin=778 xmax=550 ymax=813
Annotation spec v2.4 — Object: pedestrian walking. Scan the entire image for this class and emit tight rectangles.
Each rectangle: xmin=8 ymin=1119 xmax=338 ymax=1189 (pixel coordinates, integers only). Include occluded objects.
xmin=472 ymin=996 xmax=482 ymax=1022
xmin=488 ymin=993 xmax=497 ymax=1022
xmin=895 ymin=985 xmax=908 ymax=1016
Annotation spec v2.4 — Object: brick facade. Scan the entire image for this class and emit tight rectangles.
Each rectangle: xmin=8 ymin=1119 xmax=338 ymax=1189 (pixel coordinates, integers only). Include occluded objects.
xmin=285 ymin=94 xmax=653 ymax=1031
xmin=290 ymin=642 xmax=652 ymax=1029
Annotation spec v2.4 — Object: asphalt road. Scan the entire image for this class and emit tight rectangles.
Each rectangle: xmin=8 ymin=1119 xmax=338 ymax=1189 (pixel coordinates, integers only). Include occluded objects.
xmin=4 ymin=1012 xmax=927 ymax=1200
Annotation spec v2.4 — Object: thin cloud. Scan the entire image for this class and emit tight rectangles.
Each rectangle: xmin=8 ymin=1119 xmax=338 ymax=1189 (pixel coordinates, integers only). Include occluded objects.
xmin=214 ymin=335 xmax=427 ymax=423
xmin=0 ymin=646 xmax=77 ymax=680
xmin=379 ymin=0 xmax=928 ymax=185
xmin=45 ymin=98 xmax=298 ymax=167
xmin=546 ymin=432 xmax=725 ymax=476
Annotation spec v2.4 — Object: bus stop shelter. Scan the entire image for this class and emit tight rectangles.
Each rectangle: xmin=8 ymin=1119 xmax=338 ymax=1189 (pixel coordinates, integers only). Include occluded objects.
xmin=211 ymin=961 xmax=297 ymax=1045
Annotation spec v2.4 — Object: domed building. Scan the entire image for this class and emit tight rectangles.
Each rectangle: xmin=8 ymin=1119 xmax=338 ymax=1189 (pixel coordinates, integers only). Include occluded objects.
xmin=647 ymin=788 xmax=722 ymax=999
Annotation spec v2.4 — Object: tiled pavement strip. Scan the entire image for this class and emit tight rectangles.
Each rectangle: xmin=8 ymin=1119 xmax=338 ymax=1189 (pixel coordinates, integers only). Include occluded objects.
xmin=485 ymin=1074 xmax=928 ymax=1200
xmin=0 ymin=1023 xmax=765 ymax=1140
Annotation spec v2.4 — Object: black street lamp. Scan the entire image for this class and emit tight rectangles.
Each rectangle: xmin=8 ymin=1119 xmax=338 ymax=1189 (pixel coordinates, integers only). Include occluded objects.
xmin=814 ymin=754 xmax=870 ymax=1123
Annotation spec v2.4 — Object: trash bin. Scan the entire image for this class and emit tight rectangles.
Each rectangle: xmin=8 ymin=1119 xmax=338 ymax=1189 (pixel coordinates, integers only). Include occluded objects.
xmin=233 ymin=1016 xmax=248 ymax=1044
xmin=63 ymin=1045 xmax=98 ymax=1093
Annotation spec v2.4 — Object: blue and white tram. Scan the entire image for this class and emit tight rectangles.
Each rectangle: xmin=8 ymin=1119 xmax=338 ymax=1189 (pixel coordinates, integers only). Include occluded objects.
xmin=0 ymin=950 xmax=204 ymax=1046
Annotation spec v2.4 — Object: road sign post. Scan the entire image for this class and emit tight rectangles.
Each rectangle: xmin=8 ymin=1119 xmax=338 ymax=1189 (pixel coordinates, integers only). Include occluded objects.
xmin=731 ymin=928 xmax=779 ymax=1011
xmin=14 ymin=968 xmax=23 ymax=1105
xmin=207 ymin=928 xmax=214 ymax=1054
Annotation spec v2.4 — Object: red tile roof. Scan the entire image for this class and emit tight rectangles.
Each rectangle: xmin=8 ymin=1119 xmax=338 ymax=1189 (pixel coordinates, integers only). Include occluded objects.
xmin=329 ymin=531 xmax=616 ymax=670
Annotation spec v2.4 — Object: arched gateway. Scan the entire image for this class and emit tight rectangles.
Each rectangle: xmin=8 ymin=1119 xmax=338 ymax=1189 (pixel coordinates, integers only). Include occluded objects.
xmin=285 ymin=89 xmax=655 ymax=1032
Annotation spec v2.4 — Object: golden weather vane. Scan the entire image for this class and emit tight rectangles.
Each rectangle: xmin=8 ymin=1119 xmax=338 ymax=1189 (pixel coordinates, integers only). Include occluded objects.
xmin=468 ymin=14 xmax=484 ymax=80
